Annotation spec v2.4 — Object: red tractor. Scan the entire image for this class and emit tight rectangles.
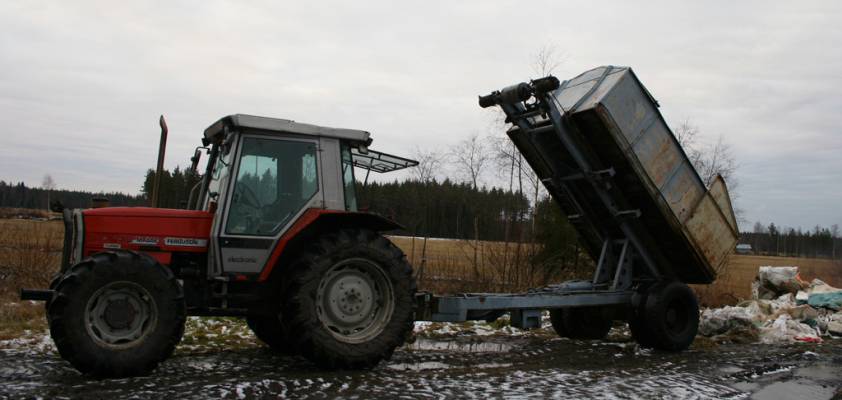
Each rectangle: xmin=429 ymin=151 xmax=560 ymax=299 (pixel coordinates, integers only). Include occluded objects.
xmin=23 ymin=114 xmax=420 ymax=377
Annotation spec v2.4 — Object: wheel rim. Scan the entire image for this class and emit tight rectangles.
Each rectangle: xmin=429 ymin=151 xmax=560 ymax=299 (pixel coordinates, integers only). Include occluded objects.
xmin=84 ymin=281 xmax=158 ymax=348
xmin=315 ymin=258 xmax=395 ymax=344
xmin=664 ymin=296 xmax=690 ymax=336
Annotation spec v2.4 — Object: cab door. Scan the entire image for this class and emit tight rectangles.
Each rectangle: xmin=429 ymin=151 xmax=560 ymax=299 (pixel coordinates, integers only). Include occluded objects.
xmin=214 ymin=134 xmax=322 ymax=275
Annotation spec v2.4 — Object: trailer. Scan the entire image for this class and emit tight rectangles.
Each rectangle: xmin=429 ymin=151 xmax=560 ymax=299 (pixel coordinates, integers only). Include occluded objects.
xmin=416 ymin=66 xmax=739 ymax=349
xmin=22 ymin=66 xmax=738 ymax=378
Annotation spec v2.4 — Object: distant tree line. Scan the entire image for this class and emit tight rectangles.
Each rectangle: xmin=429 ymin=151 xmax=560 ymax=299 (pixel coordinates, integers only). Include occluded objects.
xmin=0 ymin=180 xmax=145 ymax=210
xmin=357 ymin=179 xmax=531 ymax=241
xmin=741 ymin=222 xmax=841 ymax=260
xmin=140 ymin=166 xmax=202 ymax=209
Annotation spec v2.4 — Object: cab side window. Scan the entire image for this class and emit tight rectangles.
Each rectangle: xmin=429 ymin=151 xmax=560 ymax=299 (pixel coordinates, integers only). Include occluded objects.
xmin=226 ymin=137 xmax=318 ymax=235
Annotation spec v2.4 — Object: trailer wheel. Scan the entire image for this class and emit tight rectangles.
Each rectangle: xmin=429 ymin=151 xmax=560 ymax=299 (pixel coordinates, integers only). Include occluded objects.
xmin=628 ymin=290 xmax=657 ymax=348
xmin=548 ymin=309 xmax=568 ymax=337
xmin=48 ymin=251 xmax=185 ymax=378
xmin=551 ymin=307 xmax=612 ymax=340
xmin=642 ymin=281 xmax=699 ymax=351
xmin=246 ymin=315 xmax=297 ymax=355
xmin=282 ymin=229 xmax=415 ymax=369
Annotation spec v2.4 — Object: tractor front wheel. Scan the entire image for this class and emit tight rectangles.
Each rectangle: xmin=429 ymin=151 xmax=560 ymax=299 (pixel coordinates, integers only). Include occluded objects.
xmin=282 ymin=229 xmax=415 ymax=369
xmin=47 ymin=251 xmax=186 ymax=378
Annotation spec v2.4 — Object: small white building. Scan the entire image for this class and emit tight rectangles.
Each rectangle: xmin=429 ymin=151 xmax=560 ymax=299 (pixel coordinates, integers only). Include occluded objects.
xmin=735 ymin=243 xmax=752 ymax=254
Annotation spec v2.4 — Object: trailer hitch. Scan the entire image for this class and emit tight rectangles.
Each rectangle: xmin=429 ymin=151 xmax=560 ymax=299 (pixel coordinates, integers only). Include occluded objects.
xmin=20 ymin=288 xmax=53 ymax=302
xmin=478 ymin=76 xmax=560 ymax=108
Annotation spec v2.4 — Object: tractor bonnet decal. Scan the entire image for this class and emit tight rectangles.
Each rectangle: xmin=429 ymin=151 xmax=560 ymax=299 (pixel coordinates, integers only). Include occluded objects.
xmin=130 ymin=236 xmax=159 ymax=245
xmin=164 ymin=237 xmax=208 ymax=247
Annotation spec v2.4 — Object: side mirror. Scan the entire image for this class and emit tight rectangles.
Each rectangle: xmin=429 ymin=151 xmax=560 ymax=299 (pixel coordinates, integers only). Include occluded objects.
xmin=190 ymin=148 xmax=202 ymax=172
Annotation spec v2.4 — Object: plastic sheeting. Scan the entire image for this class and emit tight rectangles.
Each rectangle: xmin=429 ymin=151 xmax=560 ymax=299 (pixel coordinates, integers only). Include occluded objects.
xmin=699 ymin=266 xmax=842 ymax=344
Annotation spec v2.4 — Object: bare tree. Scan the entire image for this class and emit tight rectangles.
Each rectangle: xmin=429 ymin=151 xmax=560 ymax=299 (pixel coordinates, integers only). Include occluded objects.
xmin=450 ymin=133 xmax=490 ymax=190
xmin=42 ymin=174 xmax=56 ymax=210
xmin=487 ymin=134 xmax=542 ymax=207
xmin=693 ymin=134 xmax=739 ymax=195
xmin=674 ymin=118 xmax=699 ymax=151
xmin=532 ymin=44 xmax=564 ymax=77
xmin=673 ymin=120 xmax=738 ymax=188
xmin=673 ymin=120 xmax=741 ymax=222
xmin=411 ymin=146 xmax=444 ymax=183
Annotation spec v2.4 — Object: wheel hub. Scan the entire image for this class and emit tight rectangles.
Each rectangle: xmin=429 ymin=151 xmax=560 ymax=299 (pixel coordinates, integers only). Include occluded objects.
xmin=85 ymin=281 xmax=157 ymax=348
xmin=330 ymin=275 xmax=374 ymax=323
xmin=103 ymin=298 xmax=138 ymax=330
xmin=316 ymin=258 xmax=395 ymax=344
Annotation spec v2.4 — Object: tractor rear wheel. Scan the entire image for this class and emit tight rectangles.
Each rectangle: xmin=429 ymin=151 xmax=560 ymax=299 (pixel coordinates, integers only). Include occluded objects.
xmin=47 ymin=251 xmax=185 ymax=378
xmin=282 ymin=229 xmax=415 ymax=369
xmin=246 ymin=315 xmax=297 ymax=355
xmin=550 ymin=307 xmax=613 ymax=340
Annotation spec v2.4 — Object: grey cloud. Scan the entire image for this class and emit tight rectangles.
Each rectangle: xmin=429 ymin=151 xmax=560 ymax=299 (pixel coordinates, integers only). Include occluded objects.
xmin=1 ymin=0 xmax=840 ymax=230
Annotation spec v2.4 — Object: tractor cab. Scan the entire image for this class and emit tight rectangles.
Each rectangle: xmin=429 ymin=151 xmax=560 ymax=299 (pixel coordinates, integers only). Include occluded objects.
xmin=193 ymin=114 xmax=417 ymax=280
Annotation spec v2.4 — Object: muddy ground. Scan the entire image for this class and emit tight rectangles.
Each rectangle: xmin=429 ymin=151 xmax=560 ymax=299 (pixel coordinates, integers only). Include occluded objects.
xmin=2 ymin=221 xmax=840 ymax=399
xmin=0 ymin=322 xmax=840 ymax=399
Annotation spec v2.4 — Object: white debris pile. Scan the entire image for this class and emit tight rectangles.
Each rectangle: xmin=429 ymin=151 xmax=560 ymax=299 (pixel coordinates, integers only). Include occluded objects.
xmin=700 ymin=266 xmax=842 ymax=344
xmin=751 ymin=266 xmax=806 ymax=300
xmin=412 ymin=314 xmax=544 ymax=339
xmin=0 ymin=329 xmax=54 ymax=355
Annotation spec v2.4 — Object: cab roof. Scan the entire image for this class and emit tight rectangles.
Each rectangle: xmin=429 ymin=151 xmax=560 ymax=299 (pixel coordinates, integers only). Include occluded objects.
xmin=203 ymin=114 xmax=371 ymax=145
xmin=203 ymin=114 xmax=418 ymax=173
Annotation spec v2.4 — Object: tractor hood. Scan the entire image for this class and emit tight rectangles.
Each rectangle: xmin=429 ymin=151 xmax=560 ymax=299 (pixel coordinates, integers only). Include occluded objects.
xmin=83 ymin=207 xmax=212 ymax=220
xmin=81 ymin=207 xmax=213 ymax=264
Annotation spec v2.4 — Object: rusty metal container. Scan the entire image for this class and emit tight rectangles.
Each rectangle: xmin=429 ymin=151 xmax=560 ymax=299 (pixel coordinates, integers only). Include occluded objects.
xmin=508 ymin=66 xmax=738 ymax=283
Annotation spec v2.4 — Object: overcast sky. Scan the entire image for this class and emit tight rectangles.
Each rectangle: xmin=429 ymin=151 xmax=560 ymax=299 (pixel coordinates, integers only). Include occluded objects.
xmin=1 ymin=1 xmax=840 ymax=231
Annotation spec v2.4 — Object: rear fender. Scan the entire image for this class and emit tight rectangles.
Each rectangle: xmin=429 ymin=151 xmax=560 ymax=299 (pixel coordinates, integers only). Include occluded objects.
xmin=258 ymin=210 xmax=403 ymax=282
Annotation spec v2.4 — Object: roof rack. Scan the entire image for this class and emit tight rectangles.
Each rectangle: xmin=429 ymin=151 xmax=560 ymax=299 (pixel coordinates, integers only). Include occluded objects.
xmin=351 ymin=148 xmax=418 ymax=173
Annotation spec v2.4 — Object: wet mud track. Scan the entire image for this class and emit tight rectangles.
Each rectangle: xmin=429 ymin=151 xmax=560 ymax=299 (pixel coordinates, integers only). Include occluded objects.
xmin=1 ymin=335 xmax=840 ymax=399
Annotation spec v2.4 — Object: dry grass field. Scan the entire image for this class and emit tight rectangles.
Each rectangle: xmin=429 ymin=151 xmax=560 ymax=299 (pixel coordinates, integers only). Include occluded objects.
xmin=692 ymin=254 xmax=842 ymax=306
xmin=386 ymin=236 xmax=589 ymax=294
xmin=387 ymin=236 xmax=842 ymax=307
xmin=0 ymin=218 xmax=62 ymax=339
xmin=2 ymin=216 xmax=841 ymax=337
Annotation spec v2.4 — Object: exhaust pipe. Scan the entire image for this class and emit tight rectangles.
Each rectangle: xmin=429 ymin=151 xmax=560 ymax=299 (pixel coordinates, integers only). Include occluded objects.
xmin=151 ymin=115 xmax=168 ymax=208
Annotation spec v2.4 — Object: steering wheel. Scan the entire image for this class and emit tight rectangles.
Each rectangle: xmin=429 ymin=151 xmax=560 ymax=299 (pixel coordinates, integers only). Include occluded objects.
xmin=232 ymin=185 xmax=265 ymax=233
xmin=236 ymin=184 xmax=262 ymax=210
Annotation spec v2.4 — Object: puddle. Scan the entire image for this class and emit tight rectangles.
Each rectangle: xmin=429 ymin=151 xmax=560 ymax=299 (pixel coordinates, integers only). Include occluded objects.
xmin=750 ymin=380 xmax=837 ymax=400
xmin=387 ymin=361 xmax=451 ymax=371
xmin=406 ymin=338 xmax=515 ymax=352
